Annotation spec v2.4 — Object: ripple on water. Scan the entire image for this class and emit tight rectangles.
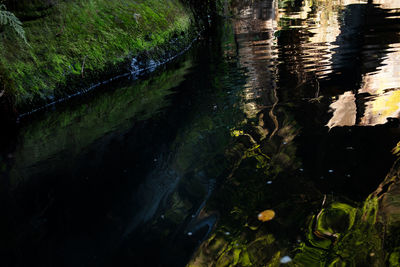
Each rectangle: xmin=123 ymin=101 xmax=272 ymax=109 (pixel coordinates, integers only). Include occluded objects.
xmin=272 ymin=0 xmax=400 ymax=128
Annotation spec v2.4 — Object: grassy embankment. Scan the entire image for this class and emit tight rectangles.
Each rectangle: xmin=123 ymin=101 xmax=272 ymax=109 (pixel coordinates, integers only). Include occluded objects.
xmin=0 ymin=0 xmax=194 ymax=114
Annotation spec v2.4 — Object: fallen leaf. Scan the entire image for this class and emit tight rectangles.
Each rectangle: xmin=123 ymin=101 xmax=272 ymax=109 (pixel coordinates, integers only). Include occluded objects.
xmin=258 ymin=209 xmax=275 ymax=222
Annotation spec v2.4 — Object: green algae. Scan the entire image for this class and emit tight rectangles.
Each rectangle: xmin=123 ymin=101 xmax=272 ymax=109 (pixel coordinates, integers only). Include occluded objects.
xmin=293 ymin=198 xmax=383 ymax=267
xmin=187 ymin=114 xmax=311 ymax=267
xmin=0 ymin=0 xmax=194 ymax=112
xmin=187 ymin=134 xmax=400 ymax=267
xmin=290 ymin=161 xmax=400 ymax=267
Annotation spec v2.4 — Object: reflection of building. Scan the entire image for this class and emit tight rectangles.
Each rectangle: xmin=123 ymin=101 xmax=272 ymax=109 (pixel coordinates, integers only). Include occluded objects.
xmin=271 ymin=0 xmax=400 ymax=128
xmin=327 ymin=91 xmax=357 ymax=128
xmin=233 ymin=0 xmax=279 ymax=135
xmin=359 ymin=46 xmax=400 ymax=125
xmin=276 ymin=0 xmax=368 ymax=80
xmin=234 ymin=0 xmax=400 ymax=128
xmin=326 ymin=0 xmax=400 ymax=127
xmin=373 ymin=0 xmax=400 ymax=9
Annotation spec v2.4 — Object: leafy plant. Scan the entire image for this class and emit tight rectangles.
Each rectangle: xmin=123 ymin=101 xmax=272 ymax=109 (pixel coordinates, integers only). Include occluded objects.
xmin=0 ymin=3 xmax=27 ymax=43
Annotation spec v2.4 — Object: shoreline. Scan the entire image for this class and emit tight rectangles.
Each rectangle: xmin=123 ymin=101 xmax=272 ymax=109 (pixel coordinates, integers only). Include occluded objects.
xmin=0 ymin=0 xmax=198 ymax=119
xmin=17 ymin=34 xmax=199 ymax=121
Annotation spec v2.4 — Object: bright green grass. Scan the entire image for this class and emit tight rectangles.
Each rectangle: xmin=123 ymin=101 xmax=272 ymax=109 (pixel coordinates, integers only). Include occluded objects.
xmin=0 ymin=0 xmax=192 ymax=110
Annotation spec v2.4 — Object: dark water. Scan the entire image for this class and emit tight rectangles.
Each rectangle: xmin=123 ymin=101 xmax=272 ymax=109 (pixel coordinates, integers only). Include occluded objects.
xmin=1 ymin=0 xmax=400 ymax=266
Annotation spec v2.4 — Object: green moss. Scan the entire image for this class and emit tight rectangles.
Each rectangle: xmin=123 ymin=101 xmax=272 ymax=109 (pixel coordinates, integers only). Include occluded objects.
xmin=0 ymin=0 xmax=193 ymax=112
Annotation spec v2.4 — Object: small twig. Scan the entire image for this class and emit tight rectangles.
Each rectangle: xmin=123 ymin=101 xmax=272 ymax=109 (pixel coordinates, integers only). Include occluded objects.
xmin=81 ymin=55 xmax=87 ymax=78
xmin=0 ymin=89 xmax=4 ymax=98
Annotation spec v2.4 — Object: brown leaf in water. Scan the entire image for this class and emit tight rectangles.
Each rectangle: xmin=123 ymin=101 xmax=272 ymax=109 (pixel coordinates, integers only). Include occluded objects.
xmin=257 ymin=209 xmax=275 ymax=222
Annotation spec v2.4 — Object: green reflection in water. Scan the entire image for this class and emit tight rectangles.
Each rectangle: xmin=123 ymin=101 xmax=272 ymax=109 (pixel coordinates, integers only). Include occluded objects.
xmin=188 ymin=113 xmax=314 ymax=266
xmin=9 ymin=59 xmax=192 ymax=187
xmin=294 ymin=199 xmax=380 ymax=266
xmin=114 ymin=16 xmax=253 ymax=264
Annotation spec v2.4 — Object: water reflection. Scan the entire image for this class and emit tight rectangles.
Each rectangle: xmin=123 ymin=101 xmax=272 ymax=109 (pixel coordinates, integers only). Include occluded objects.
xmin=273 ymin=0 xmax=400 ymax=128
xmin=327 ymin=91 xmax=357 ymax=128
xmin=189 ymin=0 xmax=400 ymax=266
xmin=9 ymin=61 xmax=192 ymax=187
xmin=325 ymin=0 xmax=400 ymax=127
xmin=2 ymin=0 xmax=400 ymax=266
xmin=0 ymin=58 xmax=197 ymax=267
xmin=358 ymin=44 xmax=400 ymax=125
xmin=0 ymin=17 xmax=250 ymax=266
xmin=234 ymin=0 xmax=278 ymax=139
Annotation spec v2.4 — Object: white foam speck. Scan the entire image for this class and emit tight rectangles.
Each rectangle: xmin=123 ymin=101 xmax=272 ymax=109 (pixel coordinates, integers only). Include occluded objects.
xmin=280 ymin=256 xmax=292 ymax=264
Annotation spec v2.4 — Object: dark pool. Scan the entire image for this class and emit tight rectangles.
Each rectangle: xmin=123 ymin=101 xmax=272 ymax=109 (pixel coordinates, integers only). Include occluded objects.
xmin=1 ymin=0 xmax=400 ymax=266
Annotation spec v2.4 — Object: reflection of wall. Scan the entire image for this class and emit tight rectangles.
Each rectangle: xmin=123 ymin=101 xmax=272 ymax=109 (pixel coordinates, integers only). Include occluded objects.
xmin=327 ymin=36 xmax=400 ymax=127
xmin=275 ymin=0 xmax=400 ymax=129
xmin=327 ymin=91 xmax=357 ymax=128
xmin=359 ymin=47 xmax=400 ymax=125
xmin=275 ymin=0 xmax=347 ymax=83
xmin=373 ymin=0 xmax=400 ymax=9
xmin=233 ymin=0 xmax=279 ymax=137
xmin=324 ymin=0 xmax=400 ymax=128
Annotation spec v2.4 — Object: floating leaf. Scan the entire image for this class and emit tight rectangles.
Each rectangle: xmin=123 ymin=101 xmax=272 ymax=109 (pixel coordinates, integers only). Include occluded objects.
xmin=257 ymin=210 xmax=275 ymax=222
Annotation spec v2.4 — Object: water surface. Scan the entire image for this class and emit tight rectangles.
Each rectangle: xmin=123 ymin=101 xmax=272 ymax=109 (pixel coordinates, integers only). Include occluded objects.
xmin=1 ymin=0 xmax=400 ymax=266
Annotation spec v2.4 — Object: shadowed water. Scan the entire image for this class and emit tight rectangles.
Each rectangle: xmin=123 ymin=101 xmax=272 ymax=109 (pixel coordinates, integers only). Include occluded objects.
xmin=1 ymin=0 xmax=400 ymax=266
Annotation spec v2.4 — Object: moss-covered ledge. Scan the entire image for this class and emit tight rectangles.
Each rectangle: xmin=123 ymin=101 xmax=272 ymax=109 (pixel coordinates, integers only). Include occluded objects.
xmin=0 ymin=0 xmax=195 ymax=116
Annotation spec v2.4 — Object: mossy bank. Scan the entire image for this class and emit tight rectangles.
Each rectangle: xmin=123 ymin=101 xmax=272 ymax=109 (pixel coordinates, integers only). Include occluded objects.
xmin=0 ymin=0 xmax=196 ymax=117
